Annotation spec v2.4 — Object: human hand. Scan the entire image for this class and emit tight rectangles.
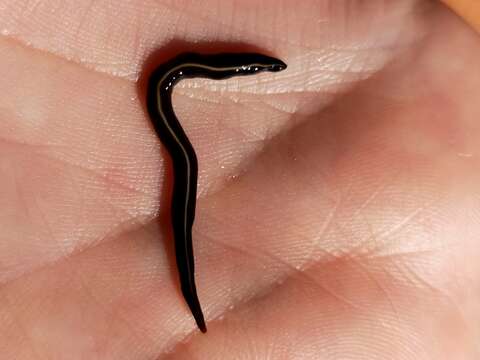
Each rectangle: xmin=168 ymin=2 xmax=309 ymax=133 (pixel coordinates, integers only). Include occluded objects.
xmin=0 ymin=1 xmax=479 ymax=359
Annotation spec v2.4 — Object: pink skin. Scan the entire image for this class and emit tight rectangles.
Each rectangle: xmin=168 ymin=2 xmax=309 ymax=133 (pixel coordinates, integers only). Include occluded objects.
xmin=0 ymin=0 xmax=479 ymax=359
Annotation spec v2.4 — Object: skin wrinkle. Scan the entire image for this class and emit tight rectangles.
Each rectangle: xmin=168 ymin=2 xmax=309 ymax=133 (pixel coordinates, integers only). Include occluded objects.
xmin=0 ymin=1 xmax=414 ymax=80
xmin=62 ymin=267 xmax=125 ymax=358
xmin=280 ymin=183 xmax=448 ymax=324
xmin=0 ymin=33 xmax=130 ymax=93
xmin=387 ymin=259 xmax=477 ymax=343
xmin=186 ymin=260 xmax=442 ymax=360
xmin=201 ymin=113 xmax=337 ymax=237
xmin=0 ymin=161 xmax=56 ymax=279
xmin=336 ymin=157 xmax=444 ymax=256
xmin=153 ymin=239 xmax=343 ymax=358
xmin=27 ymin=142 xmax=152 ymax=200
xmin=0 ymin=209 xmax=154 ymax=289
xmin=257 ymin=94 xmax=301 ymax=115
xmin=173 ymin=92 xmax=294 ymax=148
xmin=27 ymin=178 xmax=60 ymax=257
xmin=357 ymin=196 xmax=444 ymax=258
xmin=12 ymin=164 xmax=70 ymax=259
xmin=175 ymin=94 xmax=310 ymax=200
xmin=300 ymin=181 xmax=352 ymax=271
xmin=211 ymin=102 xmax=274 ymax=144
xmin=351 ymin=256 xmax=401 ymax=321
xmin=342 ymin=202 xmax=428 ymax=255
xmin=301 ymin=258 xmax=363 ymax=311
xmin=350 ymin=175 xmax=392 ymax=219
xmin=0 ymin=134 xmax=68 ymax=151
xmin=241 ymin=197 xmax=411 ymax=327
xmin=158 ymin=236 xmax=423 ymax=359
xmin=364 ymin=249 xmax=439 ymax=262
xmin=177 ymin=93 xmax=266 ymax=148
xmin=0 ymin=226 xmax=164 ymax=358
xmin=205 ymin=162 xmax=329 ymax=270
xmin=70 ymin=261 xmax=156 ymax=358
xmin=0 ymin=128 xmax=154 ymax=203
xmin=8 ymin=158 xmax=29 ymax=223
xmin=395 ymin=260 xmax=446 ymax=296
xmin=376 ymin=205 xmax=427 ymax=240
xmin=195 ymin=219 xmax=375 ymax=317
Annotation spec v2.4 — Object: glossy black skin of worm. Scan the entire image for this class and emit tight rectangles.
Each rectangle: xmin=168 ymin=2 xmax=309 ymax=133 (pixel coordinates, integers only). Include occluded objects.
xmin=146 ymin=52 xmax=287 ymax=333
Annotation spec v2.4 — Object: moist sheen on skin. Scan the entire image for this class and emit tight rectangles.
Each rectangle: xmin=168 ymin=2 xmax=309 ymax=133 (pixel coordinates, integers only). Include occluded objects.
xmin=146 ymin=52 xmax=287 ymax=333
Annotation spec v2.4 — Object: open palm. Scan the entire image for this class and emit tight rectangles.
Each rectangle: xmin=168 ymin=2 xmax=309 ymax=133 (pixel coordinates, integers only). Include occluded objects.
xmin=1 ymin=1 xmax=479 ymax=359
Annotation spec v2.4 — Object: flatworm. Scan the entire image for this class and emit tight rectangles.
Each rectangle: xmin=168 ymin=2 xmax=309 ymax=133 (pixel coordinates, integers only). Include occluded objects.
xmin=146 ymin=52 xmax=287 ymax=333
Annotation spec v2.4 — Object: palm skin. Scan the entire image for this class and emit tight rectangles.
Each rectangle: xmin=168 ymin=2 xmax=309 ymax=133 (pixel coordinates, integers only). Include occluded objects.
xmin=0 ymin=0 xmax=479 ymax=359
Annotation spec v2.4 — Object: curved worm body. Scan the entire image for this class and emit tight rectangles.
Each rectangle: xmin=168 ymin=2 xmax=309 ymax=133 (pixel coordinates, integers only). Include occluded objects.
xmin=146 ymin=52 xmax=287 ymax=333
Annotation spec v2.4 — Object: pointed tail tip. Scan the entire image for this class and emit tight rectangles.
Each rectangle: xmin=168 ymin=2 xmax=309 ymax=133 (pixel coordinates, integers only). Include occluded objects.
xmin=198 ymin=319 xmax=207 ymax=333
xmin=184 ymin=291 xmax=207 ymax=333
xmin=192 ymin=306 xmax=207 ymax=333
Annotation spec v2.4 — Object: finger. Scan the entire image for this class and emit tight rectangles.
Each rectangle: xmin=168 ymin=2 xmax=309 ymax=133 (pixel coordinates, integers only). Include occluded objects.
xmin=441 ymin=0 xmax=480 ymax=32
